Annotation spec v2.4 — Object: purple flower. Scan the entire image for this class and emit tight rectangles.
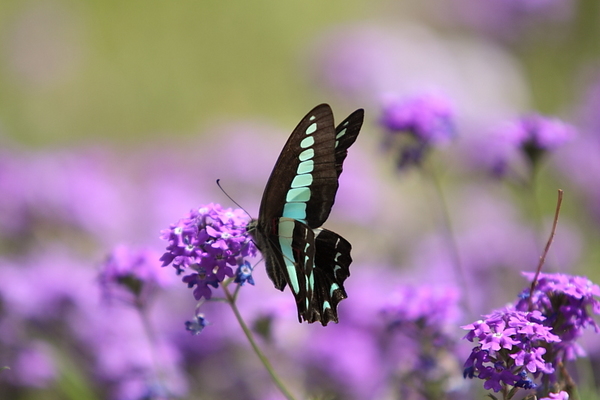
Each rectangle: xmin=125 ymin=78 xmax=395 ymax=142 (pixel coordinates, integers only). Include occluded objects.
xmin=489 ymin=114 xmax=576 ymax=176
xmin=381 ymin=93 xmax=455 ymax=142
xmin=381 ymin=284 xmax=461 ymax=332
xmin=0 ymin=146 xmax=137 ymax=245
xmin=380 ymin=285 xmax=463 ymax=398
xmin=540 ymin=391 xmax=570 ymax=400
xmin=160 ymin=203 xmax=257 ymax=301
xmin=99 ymin=245 xmax=172 ymax=304
xmin=479 ymin=364 xmax=519 ymax=392
xmin=10 ymin=341 xmax=57 ymax=388
xmin=462 ymin=307 xmax=560 ymax=392
xmin=510 ymin=346 xmax=552 ymax=373
xmin=505 ymin=114 xmax=574 ymax=149
xmin=516 ymin=273 xmax=600 ymax=361
xmin=234 ymin=260 xmax=255 ymax=286
xmin=185 ymin=313 xmax=209 ymax=335
xmin=440 ymin=0 xmax=573 ymax=42
xmin=515 ymin=370 xmax=538 ymax=389
xmin=380 ymin=93 xmax=455 ymax=169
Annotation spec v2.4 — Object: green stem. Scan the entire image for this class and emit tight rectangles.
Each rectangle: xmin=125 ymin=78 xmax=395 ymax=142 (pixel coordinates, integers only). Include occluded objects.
xmin=524 ymin=167 xmax=545 ymax=256
xmin=135 ymin=299 xmax=168 ymax=391
xmin=222 ymin=284 xmax=298 ymax=400
xmin=422 ymin=162 xmax=471 ymax=314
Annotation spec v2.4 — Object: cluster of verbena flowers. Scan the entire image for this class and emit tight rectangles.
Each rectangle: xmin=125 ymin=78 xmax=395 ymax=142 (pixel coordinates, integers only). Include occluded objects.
xmin=99 ymin=245 xmax=169 ymax=304
xmin=159 ymin=203 xmax=257 ymax=301
xmin=462 ymin=272 xmax=600 ymax=398
xmin=490 ymin=114 xmax=576 ymax=176
xmin=380 ymin=93 xmax=455 ymax=169
xmin=380 ymin=286 xmax=462 ymax=397
xmin=515 ymin=273 xmax=600 ymax=362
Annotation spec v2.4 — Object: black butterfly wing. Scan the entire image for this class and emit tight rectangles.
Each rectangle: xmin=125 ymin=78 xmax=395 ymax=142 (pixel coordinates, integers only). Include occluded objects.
xmin=252 ymin=218 xmax=316 ymax=323
xmin=258 ymin=103 xmax=338 ymax=229
xmin=309 ymin=228 xmax=352 ymax=325
xmin=251 ymin=104 xmax=362 ymax=326
xmin=334 ymin=108 xmax=364 ymax=177
xmin=305 ymin=109 xmax=362 ymax=324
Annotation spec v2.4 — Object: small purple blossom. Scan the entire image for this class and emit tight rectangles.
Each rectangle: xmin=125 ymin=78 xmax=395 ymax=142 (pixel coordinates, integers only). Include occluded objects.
xmin=185 ymin=313 xmax=209 ymax=335
xmin=234 ymin=260 xmax=255 ymax=286
xmin=381 ymin=93 xmax=455 ymax=142
xmin=490 ymin=114 xmax=576 ymax=176
xmin=380 ymin=93 xmax=455 ymax=169
xmin=11 ymin=341 xmax=57 ymax=388
xmin=462 ymin=307 xmax=559 ymax=392
xmin=504 ymin=114 xmax=574 ymax=150
xmin=99 ymin=245 xmax=171 ymax=303
xmin=380 ymin=285 xmax=462 ymax=398
xmin=381 ymin=285 xmax=461 ymax=332
xmin=515 ymin=369 xmax=537 ymax=389
xmin=160 ymin=203 xmax=257 ymax=301
xmin=540 ymin=391 xmax=570 ymax=400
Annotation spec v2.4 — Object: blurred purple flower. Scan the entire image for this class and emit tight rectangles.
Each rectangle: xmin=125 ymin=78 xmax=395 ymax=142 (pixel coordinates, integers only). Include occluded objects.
xmin=185 ymin=312 xmax=209 ymax=335
xmin=382 ymin=285 xmax=461 ymax=332
xmin=439 ymin=0 xmax=573 ymax=41
xmin=540 ymin=391 xmax=570 ymax=400
xmin=380 ymin=93 xmax=455 ymax=169
xmin=10 ymin=341 xmax=57 ymax=388
xmin=381 ymin=93 xmax=455 ymax=143
xmin=99 ymin=245 xmax=173 ymax=304
xmin=160 ymin=203 xmax=257 ymax=301
xmin=381 ymin=285 xmax=464 ymax=399
xmin=0 ymin=249 xmax=98 ymax=320
xmin=304 ymin=326 xmax=386 ymax=400
xmin=0 ymin=147 xmax=134 ymax=246
xmin=488 ymin=114 xmax=575 ymax=176
xmin=72 ymin=302 xmax=189 ymax=399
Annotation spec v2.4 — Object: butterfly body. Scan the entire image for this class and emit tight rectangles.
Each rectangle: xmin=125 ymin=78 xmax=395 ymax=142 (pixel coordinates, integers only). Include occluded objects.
xmin=248 ymin=104 xmax=363 ymax=326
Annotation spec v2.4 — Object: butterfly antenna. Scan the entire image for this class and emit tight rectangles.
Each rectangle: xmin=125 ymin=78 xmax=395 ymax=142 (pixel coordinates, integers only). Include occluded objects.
xmin=216 ymin=179 xmax=253 ymax=219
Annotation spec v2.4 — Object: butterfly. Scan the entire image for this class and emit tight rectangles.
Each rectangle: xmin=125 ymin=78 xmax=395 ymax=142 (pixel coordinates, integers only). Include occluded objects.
xmin=247 ymin=104 xmax=364 ymax=326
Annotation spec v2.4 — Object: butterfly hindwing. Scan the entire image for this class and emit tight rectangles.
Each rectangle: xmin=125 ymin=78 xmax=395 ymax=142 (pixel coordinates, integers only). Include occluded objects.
xmin=251 ymin=218 xmax=315 ymax=322
xmin=309 ymin=228 xmax=352 ymax=324
xmin=249 ymin=104 xmax=363 ymax=326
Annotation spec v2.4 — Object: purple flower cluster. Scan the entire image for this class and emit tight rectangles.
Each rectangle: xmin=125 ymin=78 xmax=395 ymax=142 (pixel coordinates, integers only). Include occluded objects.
xmin=380 ymin=93 xmax=455 ymax=169
xmin=99 ymin=245 xmax=172 ymax=304
xmin=442 ymin=0 xmax=573 ymax=41
xmin=516 ymin=273 xmax=600 ymax=360
xmin=381 ymin=93 xmax=455 ymax=143
xmin=490 ymin=114 xmax=575 ymax=176
xmin=379 ymin=285 xmax=463 ymax=398
xmin=463 ymin=308 xmax=559 ymax=392
xmin=463 ymin=272 xmax=600 ymax=396
xmin=160 ymin=203 xmax=257 ymax=300
xmin=382 ymin=285 xmax=461 ymax=333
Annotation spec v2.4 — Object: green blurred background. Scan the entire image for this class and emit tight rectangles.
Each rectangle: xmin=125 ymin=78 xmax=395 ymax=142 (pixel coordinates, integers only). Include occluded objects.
xmin=1 ymin=0 xmax=598 ymax=147
xmin=0 ymin=0 xmax=377 ymax=146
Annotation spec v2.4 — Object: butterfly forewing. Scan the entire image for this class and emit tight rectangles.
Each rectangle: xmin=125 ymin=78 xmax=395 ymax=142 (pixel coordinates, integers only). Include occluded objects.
xmin=258 ymin=104 xmax=338 ymax=229
xmin=334 ymin=109 xmax=364 ymax=178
